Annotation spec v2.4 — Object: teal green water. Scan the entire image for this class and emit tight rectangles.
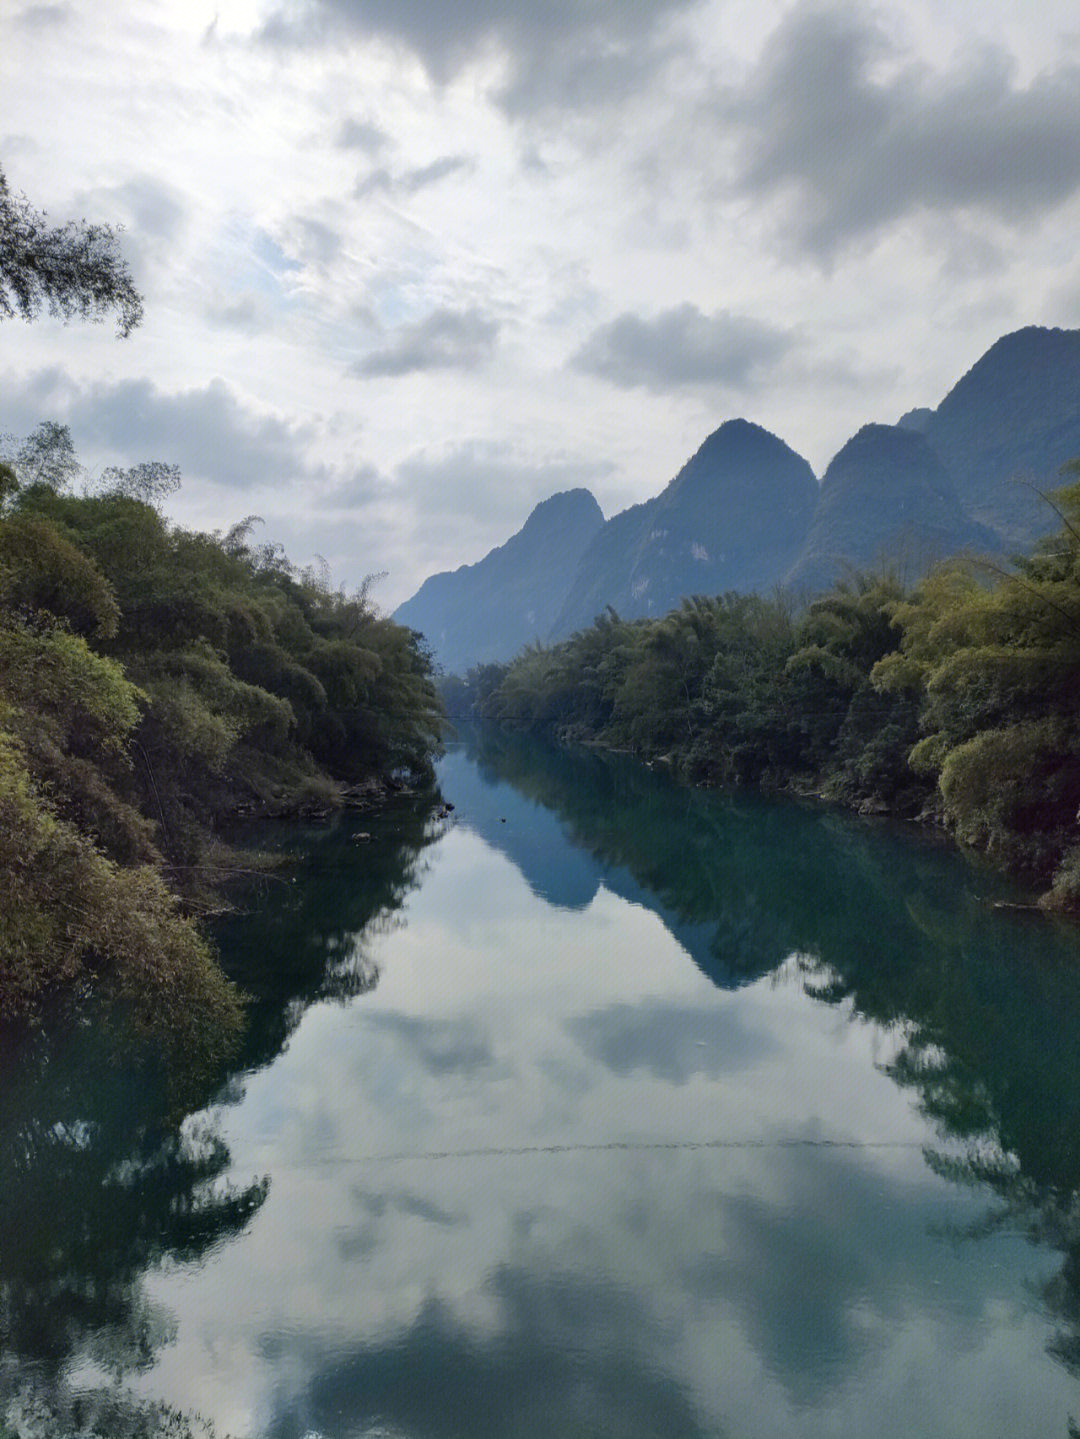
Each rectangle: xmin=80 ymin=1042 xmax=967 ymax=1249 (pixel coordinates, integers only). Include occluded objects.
xmin=4 ymin=724 xmax=1080 ymax=1437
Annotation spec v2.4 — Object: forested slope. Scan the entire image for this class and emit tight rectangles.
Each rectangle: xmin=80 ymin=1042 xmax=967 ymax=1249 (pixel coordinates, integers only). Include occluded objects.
xmin=0 ymin=436 xmax=443 ymax=1041
xmin=462 ymin=474 xmax=1080 ymax=909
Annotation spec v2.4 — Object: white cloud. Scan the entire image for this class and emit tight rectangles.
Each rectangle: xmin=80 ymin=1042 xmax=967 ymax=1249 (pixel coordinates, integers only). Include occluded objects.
xmin=335 ymin=115 xmax=392 ymax=154
xmin=259 ymin=0 xmax=699 ymax=115
xmin=0 ymin=367 xmax=323 ymax=491
xmin=3 ymin=0 xmax=1080 ymax=614
xmin=393 ymin=438 xmax=612 ymax=525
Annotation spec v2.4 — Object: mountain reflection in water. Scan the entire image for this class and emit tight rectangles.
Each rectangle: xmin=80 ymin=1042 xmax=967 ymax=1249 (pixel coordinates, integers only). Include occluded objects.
xmin=2 ymin=728 xmax=1080 ymax=1438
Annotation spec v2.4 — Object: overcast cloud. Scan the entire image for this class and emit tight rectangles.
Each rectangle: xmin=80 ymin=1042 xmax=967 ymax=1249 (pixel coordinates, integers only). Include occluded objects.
xmin=0 ymin=368 xmax=324 ymax=492
xmin=354 ymin=155 xmax=473 ymax=200
xmin=13 ymin=4 xmax=70 ymax=28
xmin=261 ymin=0 xmax=697 ymax=114
xmin=572 ymin=305 xmax=796 ymax=392
xmin=336 ymin=116 xmax=392 ymax=154
xmin=394 ymin=439 xmax=614 ymax=525
xmin=352 ymin=308 xmax=501 ymax=377
xmin=3 ymin=0 xmax=1080 ymax=608
xmin=722 ymin=5 xmax=1080 ymax=256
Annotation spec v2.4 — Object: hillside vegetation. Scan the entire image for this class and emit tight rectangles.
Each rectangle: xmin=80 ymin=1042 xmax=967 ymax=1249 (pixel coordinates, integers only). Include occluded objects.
xmin=0 ymin=432 xmax=443 ymax=1045
xmin=457 ymin=473 xmax=1080 ymax=909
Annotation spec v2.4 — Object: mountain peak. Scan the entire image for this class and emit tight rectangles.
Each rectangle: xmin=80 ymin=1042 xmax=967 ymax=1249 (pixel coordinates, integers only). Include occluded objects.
xmin=392 ymin=488 xmax=604 ymax=672
xmin=926 ymin=325 xmax=1080 ymax=543
xmin=550 ymin=420 xmax=818 ymax=637
xmin=519 ymin=488 xmax=604 ymax=535
xmin=790 ymin=421 xmax=978 ymax=591
xmin=394 ymin=324 xmax=1080 ymax=663
xmin=676 ymin=417 xmax=798 ymax=469
xmin=827 ymin=422 xmax=938 ymax=471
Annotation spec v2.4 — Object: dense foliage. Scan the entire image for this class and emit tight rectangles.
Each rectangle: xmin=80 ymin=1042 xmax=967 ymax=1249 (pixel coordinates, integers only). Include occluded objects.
xmin=0 ymin=430 xmax=444 ymax=1030
xmin=457 ymin=476 xmax=1080 ymax=908
xmin=0 ymin=163 xmax=144 ymax=336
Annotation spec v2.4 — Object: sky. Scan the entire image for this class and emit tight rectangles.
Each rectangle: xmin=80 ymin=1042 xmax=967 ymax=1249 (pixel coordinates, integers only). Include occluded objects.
xmin=3 ymin=0 xmax=1080 ymax=610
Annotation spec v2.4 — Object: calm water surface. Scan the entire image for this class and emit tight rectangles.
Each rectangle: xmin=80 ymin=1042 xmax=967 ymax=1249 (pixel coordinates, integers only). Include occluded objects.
xmin=4 ymin=724 xmax=1080 ymax=1437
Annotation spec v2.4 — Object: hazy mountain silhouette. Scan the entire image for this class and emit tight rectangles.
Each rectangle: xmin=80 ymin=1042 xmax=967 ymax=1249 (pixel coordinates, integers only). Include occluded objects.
xmin=551 ymin=419 xmax=818 ymax=638
xmin=396 ymin=327 xmax=1080 ymax=672
xmin=925 ymin=326 xmax=1080 ymax=545
xmin=787 ymin=423 xmax=994 ymax=592
xmin=393 ymin=489 xmax=604 ymax=673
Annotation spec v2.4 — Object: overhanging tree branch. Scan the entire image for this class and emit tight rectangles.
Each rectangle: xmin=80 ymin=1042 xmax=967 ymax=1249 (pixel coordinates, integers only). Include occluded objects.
xmin=0 ymin=163 xmax=143 ymax=336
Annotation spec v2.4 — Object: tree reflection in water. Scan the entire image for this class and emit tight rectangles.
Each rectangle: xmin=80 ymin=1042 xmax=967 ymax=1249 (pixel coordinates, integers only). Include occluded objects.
xmin=6 ymin=727 xmax=1080 ymax=1433
xmin=0 ymin=788 xmax=444 ymax=1435
xmin=459 ymin=723 xmax=1080 ymax=1386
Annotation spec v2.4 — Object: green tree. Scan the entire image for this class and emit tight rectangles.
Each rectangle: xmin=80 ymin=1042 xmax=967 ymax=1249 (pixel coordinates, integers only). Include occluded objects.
xmin=0 ymin=427 xmax=444 ymax=1023
xmin=0 ymin=163 xmax=143 ymax=335
xmin=2 ymin=420 xmax=83 ymax=491
xmin=99 ymin=460 xmax=182 ymax=505
xmin=873 ymin=477 xmax=1080 ymax=898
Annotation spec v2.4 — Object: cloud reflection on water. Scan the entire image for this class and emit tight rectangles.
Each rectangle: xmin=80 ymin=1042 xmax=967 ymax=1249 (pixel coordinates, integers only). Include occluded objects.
xmin=60 ymin=730 xmax=1080 ymax=1437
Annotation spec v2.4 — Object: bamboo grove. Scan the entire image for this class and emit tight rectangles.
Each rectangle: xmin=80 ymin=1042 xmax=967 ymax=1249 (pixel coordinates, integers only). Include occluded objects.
xmin=0 ymin=427 xmax=444 ymax=1042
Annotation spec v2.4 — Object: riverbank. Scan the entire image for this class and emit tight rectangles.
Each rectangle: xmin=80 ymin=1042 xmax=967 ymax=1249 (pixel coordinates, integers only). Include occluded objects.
xmin=0 ymin=462 xmax=445 ymax=1035
xmin=451 ymin=492 xmax=1080 ymax=915
xmin=485 ymin=716 xmax=1080 ymax=916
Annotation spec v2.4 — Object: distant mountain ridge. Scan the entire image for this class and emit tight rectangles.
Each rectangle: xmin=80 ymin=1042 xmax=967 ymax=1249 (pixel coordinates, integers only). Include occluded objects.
xmin=394 ymin=326 xmax=1080 ymax=672
xmin=787 ymin=423 xmax=995 ymax=593
xmin=552 ymin=419 xmax=818 ymax=636
xmin=924 ymin=327 xmax=1080 ymax=545
xmin=393 ymin=488 xmax=603 ymax=674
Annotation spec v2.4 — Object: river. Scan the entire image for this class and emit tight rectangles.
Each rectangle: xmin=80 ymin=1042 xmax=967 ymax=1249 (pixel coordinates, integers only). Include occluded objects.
xmin=3 ymin=723 xmax=1080 ymax=1437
